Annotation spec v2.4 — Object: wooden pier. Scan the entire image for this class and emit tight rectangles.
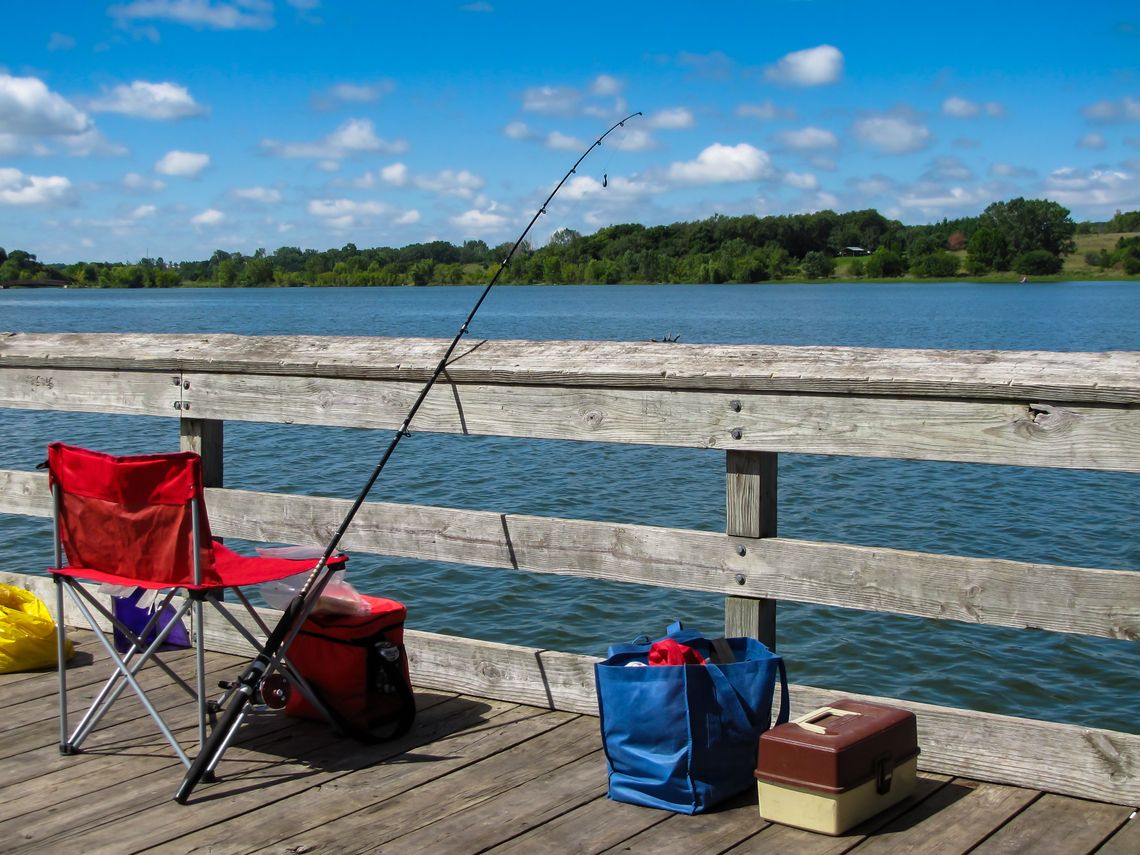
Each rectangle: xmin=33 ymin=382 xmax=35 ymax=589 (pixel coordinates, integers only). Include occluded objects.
xmin=1 ymin=331 xmax=1138 ymax=850
xmin=1 ymin=629 xmax=1136 ymax=854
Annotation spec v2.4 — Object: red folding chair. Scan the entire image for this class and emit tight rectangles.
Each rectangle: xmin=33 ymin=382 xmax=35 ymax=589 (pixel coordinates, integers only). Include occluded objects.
xmin=47 ymin=442 xmax=344 ymax=774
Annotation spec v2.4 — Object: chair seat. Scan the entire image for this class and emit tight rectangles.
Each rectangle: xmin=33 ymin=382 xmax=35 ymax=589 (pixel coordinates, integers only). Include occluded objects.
xmin=50 ymin=541 xmax=345 ymax=591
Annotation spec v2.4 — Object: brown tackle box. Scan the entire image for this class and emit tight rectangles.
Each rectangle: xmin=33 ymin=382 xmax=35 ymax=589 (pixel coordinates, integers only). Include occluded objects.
xmin=754 ymin=699 xmax=920 ymax=835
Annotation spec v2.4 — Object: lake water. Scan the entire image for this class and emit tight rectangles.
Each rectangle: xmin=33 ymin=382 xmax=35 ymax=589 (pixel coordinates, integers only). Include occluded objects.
xmin=2 ymin=282 xmax=1137 ymax=731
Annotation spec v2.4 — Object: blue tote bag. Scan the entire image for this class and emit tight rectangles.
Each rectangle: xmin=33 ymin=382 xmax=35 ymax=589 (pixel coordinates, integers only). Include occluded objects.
xmin=594 ymin=623 xmax=789 ymax=814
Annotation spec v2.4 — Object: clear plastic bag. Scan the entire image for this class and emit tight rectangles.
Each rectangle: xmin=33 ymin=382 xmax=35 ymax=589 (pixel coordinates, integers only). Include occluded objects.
xmin=256 ymin=548 xmax=368 ymax=616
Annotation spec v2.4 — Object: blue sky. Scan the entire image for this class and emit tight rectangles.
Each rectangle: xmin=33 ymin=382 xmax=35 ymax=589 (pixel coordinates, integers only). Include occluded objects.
xmin=2 ymin=0 xmax=1138 ymax=263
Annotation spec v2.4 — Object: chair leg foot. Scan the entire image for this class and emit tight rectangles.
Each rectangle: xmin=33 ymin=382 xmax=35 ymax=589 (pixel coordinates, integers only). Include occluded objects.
xmin=202 ymin=770 xmax=217 ymax=783
xmin=59 ymin=743 xmax=81 ymax=756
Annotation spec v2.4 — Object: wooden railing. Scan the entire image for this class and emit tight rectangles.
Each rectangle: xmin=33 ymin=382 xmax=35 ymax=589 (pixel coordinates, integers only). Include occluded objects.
xmin=1 ymin=331 xmax=1138 ymax=805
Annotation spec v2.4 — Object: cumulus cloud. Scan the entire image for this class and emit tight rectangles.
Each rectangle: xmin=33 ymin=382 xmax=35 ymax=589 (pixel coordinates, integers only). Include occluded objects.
xmin=897 ymin=184 xmax=986 ymax=214
xmin=1081 ymin=97 xmax=1140 ymax=122
xmin=109 ymin=0 xmax=276 ymax=30
xmin=853 ymin=115 xmax=932 ymax=154
xmin=261 ymin=118 xmax=406 ymax=160
xmin=191 ymin=208 xmax=225 ymax=226
xmin=989 ymin=162 xmax=1036 ymax=178
xmin=48 ymin=32 xmax=76 ymax=51
xmin=312 ymin=80 xmax=395 ymax=110
xmin=560 ymin=174 xmax=657 ymax=201
xmin=921 ymin=156 xmax=973 ymax=182
xmin=379 ymin=163 xmax=484 ymax=198
xmin=155 ymin=149 xmax=210 ymax=176
xmin=667 ymin=143 xmax=774 ymax=184
xmin=735 ymin=101 xmax=795 ymax=121
xmin=783 ymin=171 xmax=819 ymax=190
xmin=1045 ymin=166 xmax=1140 ymax=210
xmin=522 ymin=85 xmax=579 ymax=114
xmin=307 ymin=197 xmax=417 ymax=230
xmin=232 ymin=186 xmax=282 ymax=203
xmin=123 ymin=171 xmax=166 ymax=192
xmin=1078 ymin=132 xmax=1107 ymax=150
xmin=0 ymin=73 xmax=90 ymax=136
xmin=90 ymin=80 xmax=205 ymax=119
xmin=942 ymin=96 xmax=1004 ymax=118
xmin=773 ymin=126 xmax=838 ymax=151
xmin=131 ymin=204 xmax=157 ymax=219
xmin=764 ymin=45 xmax=843 ymax=86
xmin=591 ymin=75 xmax=621 ymax=97
xmin=647 ymin=107 xmax=694 ymax=129
xmin=60 ymin=129 xmax=128 ymax=156
xmin=504 ymin=121 xmax=533 ymax=140
xmin=452 ymin=207 xmax=508 ymax=234
xmin=546 ymin=131 xmax=583 ymax=151
xmin=0 ymin=168 xmax=73 ymax=205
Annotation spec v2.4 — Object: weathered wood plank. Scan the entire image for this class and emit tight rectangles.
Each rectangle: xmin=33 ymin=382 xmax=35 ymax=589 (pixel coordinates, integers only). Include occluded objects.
xmin=0 ymin=366 xmax=179 ymax=417
xmin=600 ymin=789 xmax=770 ymax=854
xmin=143 ymin=702 xmax=571 ymax=854
xmin=484 ymin=795 xmax=671 ymax=854
xmin=725 ymin=450 xmax=777 ymax=647
xmin=4 ymin=332 xmax=1138 ymax=404
xmin=179 ymin=417 xmax=223 ymax=486
xmin=1095 ymin=811 xmax=1140 ymax=855
xmin=844 ymin=779 xmax=1040 ymax=854
xmin=174 ymin=372 xmax=1140 ymax=470
xmin=4 ymin=491 xmax=1135 ymax=642
xmin=969 ymin=792 xmax=1133 ymax=854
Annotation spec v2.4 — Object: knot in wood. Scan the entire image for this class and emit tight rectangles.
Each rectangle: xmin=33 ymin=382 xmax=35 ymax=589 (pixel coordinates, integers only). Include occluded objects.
xmin=582 ymin=409 xmax=604 ymax=429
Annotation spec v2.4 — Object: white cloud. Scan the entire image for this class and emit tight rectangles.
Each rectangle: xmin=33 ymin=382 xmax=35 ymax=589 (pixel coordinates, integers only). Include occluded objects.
xmin=379 ymin=163 xmax=484 ymax=198
xmin=155 ymin=150 xmax=209 ymax=176
xmin=1045 ymin=167 xmax=1140 ymax=210
xmin=307 ymin=197 xmax=416 ymax=229
xmin=191 ymin=208 xmax=225 ymax=226
xmin=989 ymin=162 xmax=1036 ymax=178
xmin=783 ymin=171 xmax=819 ymax=190
xmin=942 ymin=96 xmax=1003 ymax=118
xmin=504 ymin=121 xmax=533 ymax=140
xmin=262 ymin=118 xmax=406 ymax=160
xmin=647 ymin=107 xmax=693 ymax=129
xmin=591 ymin=75 xmax=621 ymax=96
xmin=0 ymin=73 xmax=90 ymax=136
xmin=853 ymin=115 xmax=932 ymax=154
xmin=921 ymin=156 xmax=973 ymax=181
xmin=60 ymin=128 xmax=128 ymax=156
xmin=1078 ymin=132 xmax=1107 ymax=150
xmin=522 ymin=85 xmax=579 ymax=114
xmin=897 ymin=185 xmax=985 ymax=213
xmin=546 ymin=131 xmax=583 ymax=151
xmin=131 ymin=204 xmax=157 ymax=219
xmin=0 ymin=168 xmax=72 ymax=205
xmin=1081 ymin=97 xmax=1140 ymax=122
xmin=452 ymin=207 xmax=508 ymax=233
xmin=48 ymin=32 xmax=76 ymax=51
xmin=313 ymin=80 xmax=395 ymax=109
xmin=667 ymin=143 xmax=774 ymax=184
xmin=90 ymin=80 xmax=205 ymax=119
xmin=774 ymin=126 xmax=838 ymax=151
xmin=764 ymin=45 xmax=843 ymax=86
xmin=607 ymin=128 xmax=654 ymax=151
xmin=394 ymin=210 xmax=421 ymax=225
xmin=123 ymin=171 xmax=166 ymax=192
xmin=560 ymin=174 xmax=657 ymax=201
xmin=736 ymin=101 xmax=794 ymax=121
xmin=109 ymin=1 xmax=276 ymax=30
xmin=232 ymin=186 xmax=281 ymax=203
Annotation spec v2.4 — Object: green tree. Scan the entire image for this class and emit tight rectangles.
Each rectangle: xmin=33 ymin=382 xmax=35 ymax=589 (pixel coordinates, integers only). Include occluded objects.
xmin=966 ymin=227 xmax=1010 ymax=272
xmin=982 ymin=198 xmax=1076 ymax=257
xmin=864 ymin=248 xmax=906 ymax=278
xmin=1012 ymin=250 xmax=1063 ymax=275
xmin=910 ymin=252 xmax=961 ymax=278
xmin=801 ymin=251 xmax=835 ymax=279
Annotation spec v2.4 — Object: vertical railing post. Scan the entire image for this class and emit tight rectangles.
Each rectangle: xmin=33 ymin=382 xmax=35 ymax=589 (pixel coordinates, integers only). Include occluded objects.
xmin=725 ymin=450 xmax=777 ymax=648
xmin=180 ymin=418 xmax=224 ymax=489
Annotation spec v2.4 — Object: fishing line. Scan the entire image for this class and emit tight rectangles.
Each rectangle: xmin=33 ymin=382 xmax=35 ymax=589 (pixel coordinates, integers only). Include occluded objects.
xmin=175 ymin=110 xmax=643 ymax=804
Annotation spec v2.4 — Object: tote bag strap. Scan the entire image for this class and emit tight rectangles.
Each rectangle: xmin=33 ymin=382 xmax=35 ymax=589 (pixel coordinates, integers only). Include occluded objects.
xmin=775 ymin=657 xmax=790 ymax=725
xmin=702 ymin=661 xmax=754 ymax=740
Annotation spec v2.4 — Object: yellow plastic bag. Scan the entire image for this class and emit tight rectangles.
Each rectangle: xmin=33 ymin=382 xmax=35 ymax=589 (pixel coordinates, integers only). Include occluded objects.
xmin=0 ymin=583 xmax=74 ymax=673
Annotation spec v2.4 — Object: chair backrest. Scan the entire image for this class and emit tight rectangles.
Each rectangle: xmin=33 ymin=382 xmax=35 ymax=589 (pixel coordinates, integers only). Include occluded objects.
xmin=48 ymin=442 xmax=217 ymax=587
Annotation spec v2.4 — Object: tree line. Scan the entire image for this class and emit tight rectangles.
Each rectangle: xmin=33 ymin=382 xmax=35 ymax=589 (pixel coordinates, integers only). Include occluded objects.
xmin=3 ymin=200 xmax=1138 ymax=289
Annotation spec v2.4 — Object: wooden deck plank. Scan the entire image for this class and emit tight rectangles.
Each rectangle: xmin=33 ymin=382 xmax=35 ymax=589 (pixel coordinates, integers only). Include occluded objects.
xmin=482 ymin=794 xmax=672 ymax=854
xmin=0 ymin=643 xmax=1134 ymax=855
xmin=844 ymin=779 xmax=1040 ymax=854
xmin=91 ymin=698 xmax=562 ymax=853
xmin=969 ymin=793 xmax=1135 ymax=855
xmin=1094 ymin=811 xmax=1139 ymax=855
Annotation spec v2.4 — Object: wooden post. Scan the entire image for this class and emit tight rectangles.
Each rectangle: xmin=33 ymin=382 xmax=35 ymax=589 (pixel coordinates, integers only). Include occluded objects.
xmin=725 ymin=450 xmax=776 ymax=648
xmin=180 ymin=418 xmax=224 ymax=488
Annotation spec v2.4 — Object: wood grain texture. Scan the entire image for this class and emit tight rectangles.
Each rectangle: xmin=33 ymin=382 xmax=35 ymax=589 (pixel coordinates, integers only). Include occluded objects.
xmin=0 ymin=366 xmax=179 ymax=417
xmin=3 ymin=332 xmax=1138 ymax=404
xmin=725 ymin=450 xmax=777 ymax=646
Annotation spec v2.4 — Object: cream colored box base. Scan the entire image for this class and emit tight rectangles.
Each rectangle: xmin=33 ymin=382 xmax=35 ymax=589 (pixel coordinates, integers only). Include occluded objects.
xmin=757 ymin=755 xmax=918 ymax=836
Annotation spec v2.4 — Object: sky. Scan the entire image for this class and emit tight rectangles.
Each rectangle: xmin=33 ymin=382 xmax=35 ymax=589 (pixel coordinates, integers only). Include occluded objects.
xmin=2 ymin=0 xmax=1139 ymax=264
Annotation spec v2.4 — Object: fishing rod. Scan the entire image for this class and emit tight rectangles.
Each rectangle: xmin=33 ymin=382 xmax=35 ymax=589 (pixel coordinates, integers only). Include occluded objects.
xmin=175 ymin=110 xmax=643 ymax=804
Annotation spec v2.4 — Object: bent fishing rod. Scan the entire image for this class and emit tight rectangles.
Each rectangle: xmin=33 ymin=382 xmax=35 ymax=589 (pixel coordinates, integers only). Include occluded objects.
xmin=175 ymin=110 xmax=643 ymax=803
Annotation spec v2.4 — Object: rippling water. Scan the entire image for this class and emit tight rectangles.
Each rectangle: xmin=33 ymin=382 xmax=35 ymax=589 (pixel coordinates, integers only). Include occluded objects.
xmin=2 ymin=282 xmax=1137 ymax=731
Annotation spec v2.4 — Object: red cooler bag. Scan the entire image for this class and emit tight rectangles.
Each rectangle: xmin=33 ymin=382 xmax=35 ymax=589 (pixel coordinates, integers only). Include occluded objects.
xmin=284 ymin=595 xmax=415 ymax=740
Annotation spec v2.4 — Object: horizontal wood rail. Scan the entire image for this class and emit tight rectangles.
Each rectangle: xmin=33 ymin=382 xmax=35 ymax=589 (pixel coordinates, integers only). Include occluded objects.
xmin=2 ymin=331 xmax=1138 ymax=804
